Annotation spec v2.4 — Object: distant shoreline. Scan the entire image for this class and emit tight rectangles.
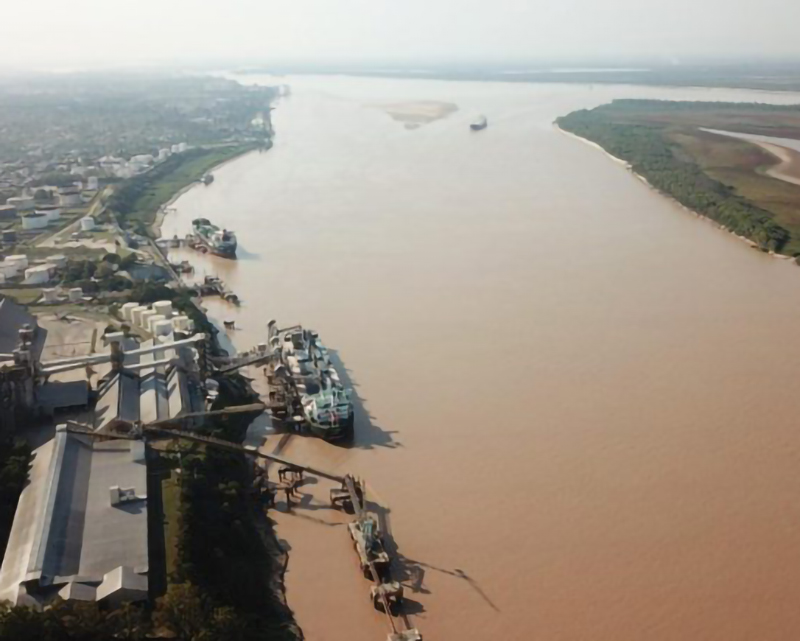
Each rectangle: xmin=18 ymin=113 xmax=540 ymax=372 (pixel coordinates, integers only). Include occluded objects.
xmin=234 ymin=65 xmax=800 ymax=94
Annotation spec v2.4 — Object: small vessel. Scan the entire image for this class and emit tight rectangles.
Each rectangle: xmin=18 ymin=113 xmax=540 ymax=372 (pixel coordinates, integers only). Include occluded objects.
xmin=470 ymin=115 xmax=488 ymax=131
xmin=191 ymin=218 xmax=237 ymax=258
xmin=268 ymin=322 xmax=355 ymax=442
xmin=201 ymin=173 xmax=214 ymax=185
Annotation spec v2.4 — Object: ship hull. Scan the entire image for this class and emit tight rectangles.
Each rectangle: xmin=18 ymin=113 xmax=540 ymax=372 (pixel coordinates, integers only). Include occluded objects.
xmin=193 ymin=233 xmax=237 ymax=258
xmin=309 ymin=412 xmax=355 ymax=443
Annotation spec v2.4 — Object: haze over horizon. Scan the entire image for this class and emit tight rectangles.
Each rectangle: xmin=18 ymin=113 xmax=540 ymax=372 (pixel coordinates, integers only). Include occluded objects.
xmin=1 ymin=0 xmax=800 ymax=71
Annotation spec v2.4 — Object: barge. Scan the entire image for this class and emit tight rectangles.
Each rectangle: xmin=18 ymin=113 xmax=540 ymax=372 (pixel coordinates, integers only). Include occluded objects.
xmin=470 ymin=115 xmax=488 ymax=131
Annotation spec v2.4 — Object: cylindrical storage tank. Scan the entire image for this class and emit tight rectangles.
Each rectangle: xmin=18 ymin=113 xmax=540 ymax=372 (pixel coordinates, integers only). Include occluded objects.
xmin=36 ymin=206 xmax=61 ymax=222
xmin=59 ymin=192 xmax=82 ymax=207
xmin=153 ymin=320 xmax=173 ymax=337
xmin=21 ymin=213 xmax=48 ymax=230
xmin=68 ymin=287 xmax=83 ymax=302
xmin=47 ymin=254 xmax=67 ymax=268
xmin=152 ymin=300 xmax=173 ymax=319
xmin=140 ymin=309 xmax=156 ymax=330
xmin=7 ymin=196 xmax=34 ymax=211
xmin=42 ymin=288 xmax=59 ymax=303
xmin=87 ymin=177 xmax=99 ymax=190
xmin=121 ymin=302 xmax=139 ymax=322
xmin=80 ymin=216 xmax=96 ymax=231
xmin=147 ymin=314 xmax=166 ymax=333
xmin=25 ymin=266 xmax=50 ymax=284
xmin=131 ymin=306 xmax=149 ymax=327
xmin=5 ymin=255 xmax=28 ymax=269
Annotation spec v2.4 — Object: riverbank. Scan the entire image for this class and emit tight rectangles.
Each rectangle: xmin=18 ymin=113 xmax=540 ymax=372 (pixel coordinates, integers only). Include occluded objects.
xmin=556 ymin=100 xmax=800 ymax=255
xmin=556 ymin=124 xmax=790 ymax=257
xmin=109 ymin=143 xmax=263 ymax=236
xmin=152 ymin=143 xmax=270 ymax=238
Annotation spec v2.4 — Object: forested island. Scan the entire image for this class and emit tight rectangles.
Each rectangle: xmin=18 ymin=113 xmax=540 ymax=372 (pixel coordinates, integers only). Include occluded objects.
xmin=557 ymin=100 xmax=800 ymax=255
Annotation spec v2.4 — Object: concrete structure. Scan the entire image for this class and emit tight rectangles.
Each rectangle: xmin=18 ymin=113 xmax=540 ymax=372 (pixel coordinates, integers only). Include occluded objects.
xmin=80 ymin=216 xmax=96 ymax=231
xmin=0 ymin=426 xmax=149 ymax=607
xmin=47 ymin=255 xmax=67 ymax=269
xmin=0 ymin=298 xmax=46 ymax=364
xmin=68 ymin=288 xmax=83 ymax=302
xmin=24 ymin=266 xmax=53 ymax=285
xmin=21 ymin=212 xmax=49 ymax=230
xmin=152 ymin=300 xmax=173 ymax=319
xmin=41 ymin=288 xmax=59 ymax=303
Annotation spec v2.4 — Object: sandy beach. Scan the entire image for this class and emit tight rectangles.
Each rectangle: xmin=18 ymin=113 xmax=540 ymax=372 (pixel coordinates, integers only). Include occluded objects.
xmin=374 ymin=100 xmax=458 ymax=128
xmin=754 ymin=140 xmax=800 ymax=187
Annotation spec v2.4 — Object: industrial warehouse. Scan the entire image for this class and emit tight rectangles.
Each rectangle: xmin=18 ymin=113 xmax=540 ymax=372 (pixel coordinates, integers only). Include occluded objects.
xmin=0 ymin=297 xmax=206 ymax=607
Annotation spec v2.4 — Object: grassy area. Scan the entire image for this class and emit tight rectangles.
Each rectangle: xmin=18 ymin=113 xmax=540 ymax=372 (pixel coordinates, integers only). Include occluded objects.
xmin=161 ymin=468 xmax=182 ymax=577
xmin=558 ymin=100 xmax=800 ymax=255
xmin=0 ymin=288 xmax=42 ymax=304
xmin=668 ymin=128 xmax=800 ymax=255
xmin=110 ymin=144 xmax=258 ymax=228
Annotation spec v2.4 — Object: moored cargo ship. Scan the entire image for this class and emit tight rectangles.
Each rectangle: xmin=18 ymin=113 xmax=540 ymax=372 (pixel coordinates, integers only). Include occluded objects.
xmin=191 ymin=218 xmax=237 ymax=258
xmin=268 ymin=321 xmax=355 ymax=442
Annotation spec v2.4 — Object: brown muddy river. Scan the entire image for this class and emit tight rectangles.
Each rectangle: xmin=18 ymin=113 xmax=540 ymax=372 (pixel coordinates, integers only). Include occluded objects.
xmin=162 ymin=76 xmax=800 ymax=641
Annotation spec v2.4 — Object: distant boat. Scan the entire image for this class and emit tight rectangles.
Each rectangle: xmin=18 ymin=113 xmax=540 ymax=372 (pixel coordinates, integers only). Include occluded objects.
xmin=470 ymin=115 xmax=488 ymax=131
xmin=201 ymin=173 xmax=214 ymax=185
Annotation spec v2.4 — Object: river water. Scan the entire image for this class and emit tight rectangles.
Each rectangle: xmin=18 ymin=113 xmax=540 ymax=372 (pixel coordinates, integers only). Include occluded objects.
xmin=162 ymin=77 xmax=800 ymax=641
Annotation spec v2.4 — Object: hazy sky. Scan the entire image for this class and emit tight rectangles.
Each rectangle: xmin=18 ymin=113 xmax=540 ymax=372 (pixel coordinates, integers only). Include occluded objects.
xmin=1 ymin=0 xmax=799 ymax=69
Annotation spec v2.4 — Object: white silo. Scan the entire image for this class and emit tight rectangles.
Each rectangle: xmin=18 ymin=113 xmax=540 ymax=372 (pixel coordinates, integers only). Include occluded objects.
xmin=42 ymin=288 xmax=59 ymax=303
xmin=80 ymin=216 xmax=96 ymax=231
xmin=140 ymin=309 xmax=156 ymax=330
xmin=152 ymin=300 xmax=173 ymax=319
xmin=68 ymin=287 xmax=83 ymax=302
xmin=147 ymin=314 xmax=166 ymax=333
xmin=121 ymin=302 xmax=139 ymax=322
xmin=131 ymin=306 xmax=149 ymax=327
xmin=153 ymin=320 xmax=174 ymax=337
